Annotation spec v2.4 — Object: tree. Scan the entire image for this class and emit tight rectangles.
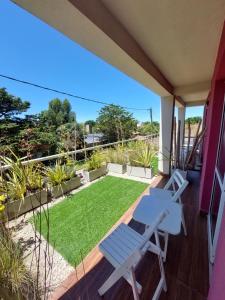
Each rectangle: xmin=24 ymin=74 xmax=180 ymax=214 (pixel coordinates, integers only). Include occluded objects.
xmin=185 ymin=116 xmax=202 ymax=124
xmin=138 ymin=121 xmax=159 ymax=135
xmin=40 ymin=98 xmax=75 ymax=128
xmin=56 ymin=122 xmax=84 ymax=152
xmin=96 ymin=104 xmax=137 ymax=142
xmin=19 ymin=127 xmax=56 ymax=157
xmin=0 ymin=88 xmax=30 ymax=119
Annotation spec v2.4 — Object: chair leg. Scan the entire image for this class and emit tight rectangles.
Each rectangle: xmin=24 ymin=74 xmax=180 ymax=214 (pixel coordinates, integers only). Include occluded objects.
xmin=98 ymin=267 xmax=124 ymax=296
xmin=158 ymin=252 xmax=167 ymax=292
xmin=130 ymin=267 xmax=140 ymax=300
xmin=181 ymin=209 xmax=187 ymax=236
xmin=156 ymin=231 xmax=169 ymax=262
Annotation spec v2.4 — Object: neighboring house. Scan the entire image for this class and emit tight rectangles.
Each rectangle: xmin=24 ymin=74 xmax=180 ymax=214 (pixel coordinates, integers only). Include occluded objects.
xmin=84 ymin=133 xmax=106 ymax=145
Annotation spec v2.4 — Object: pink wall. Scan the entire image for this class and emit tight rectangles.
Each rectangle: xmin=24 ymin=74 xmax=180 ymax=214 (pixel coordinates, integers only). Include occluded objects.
xmin=208 ymin=210 xmax=225 ymax=300
xmin=198 ymin=21 xmax=225 ymax=300
xmin=199 ymin=22 xmax=225 ymax=212
xmin=199 ymin=81 xmax=225 ymax=212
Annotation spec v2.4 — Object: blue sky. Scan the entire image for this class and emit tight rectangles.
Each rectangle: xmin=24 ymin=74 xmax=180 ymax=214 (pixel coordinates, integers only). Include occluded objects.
xmin=0 ymin=0 xmax=203 ymax=122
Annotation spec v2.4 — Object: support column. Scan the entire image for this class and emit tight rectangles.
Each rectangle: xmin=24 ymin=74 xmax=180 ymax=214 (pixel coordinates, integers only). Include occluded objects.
xmin=178 ymin=106 xmax=186 ymax=148
xmin=158 ymin=95 xmax=175 ymax=175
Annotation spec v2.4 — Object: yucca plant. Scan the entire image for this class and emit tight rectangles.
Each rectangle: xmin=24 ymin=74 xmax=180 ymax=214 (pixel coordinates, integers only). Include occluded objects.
xmin=128 ymin=142 xmax=157 ymax=168
xmin=45 ymin=162 xmax=75 ymax=187
xmin=24 ymin=164 xmax=43 ymax=192
xmin=0 ymin=151 xmax=44 ymax=201
xmin=86 ymin=150 xmax=104 ymax=171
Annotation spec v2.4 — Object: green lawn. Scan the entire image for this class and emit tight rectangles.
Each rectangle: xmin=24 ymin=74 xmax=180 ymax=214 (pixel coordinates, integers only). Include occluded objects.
xmin=152 ymin=156 xmax=159 ymax=175
xmin=32 ymin=176 xmax=148 ymax=266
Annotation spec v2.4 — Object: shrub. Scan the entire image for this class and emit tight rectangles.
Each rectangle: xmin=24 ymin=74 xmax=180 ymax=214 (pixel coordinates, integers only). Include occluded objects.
xmin=0 ymin=152 xmax=44 ymax=201
xmin=86 ymin=150 xmax=104 ymax=171
xmin=45 ymin=161 xmax=76 ymax=187
xmin=105 ymin=145 xmax=127 ymax=164
xmin=0 ymin=232 xmax=34 ymax=296
xmin=127 ymin=141 xmax=157 ymax=168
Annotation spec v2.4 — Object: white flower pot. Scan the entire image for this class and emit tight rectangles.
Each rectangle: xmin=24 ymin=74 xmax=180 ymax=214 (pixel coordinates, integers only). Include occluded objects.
xmin=127 ymin=165 xmax=152 ymax=179
xmin=107 ymin=163 xmax=127 ymax=174
xmin=83 ymin=165 xmax=107 ymax=182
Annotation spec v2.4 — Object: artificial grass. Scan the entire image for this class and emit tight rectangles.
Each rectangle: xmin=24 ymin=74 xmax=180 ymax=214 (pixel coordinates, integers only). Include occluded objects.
xmin=32 ymin=176 xmax=148 ymax=266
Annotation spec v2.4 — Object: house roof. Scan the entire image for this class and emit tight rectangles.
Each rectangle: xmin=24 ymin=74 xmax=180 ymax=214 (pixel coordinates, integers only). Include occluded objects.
xmin=13 ymin=0 xmax=225 ymax=106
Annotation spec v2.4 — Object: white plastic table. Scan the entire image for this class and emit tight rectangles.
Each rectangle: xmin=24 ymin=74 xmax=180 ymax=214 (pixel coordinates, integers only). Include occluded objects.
xmin=133 ymin=195 xmax=183 ymax=261
xmin=133 ymin=195 xmax=182 ymax=235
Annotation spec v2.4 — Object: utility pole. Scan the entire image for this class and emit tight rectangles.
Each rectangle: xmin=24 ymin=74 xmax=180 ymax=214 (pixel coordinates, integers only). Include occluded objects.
xmin=149 ymin=108 xmax=153 ymax=124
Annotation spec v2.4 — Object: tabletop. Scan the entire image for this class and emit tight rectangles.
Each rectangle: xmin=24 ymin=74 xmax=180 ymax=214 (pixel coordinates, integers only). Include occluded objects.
xmin=133 ymin=195 xmax=182 ymax=235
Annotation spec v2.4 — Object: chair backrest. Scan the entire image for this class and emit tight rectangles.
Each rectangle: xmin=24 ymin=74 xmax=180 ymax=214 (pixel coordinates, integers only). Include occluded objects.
xmin=164 ymin=169 xmax=189 ymax=203
xmin=141 ymin=210 xmax=168 ymax=242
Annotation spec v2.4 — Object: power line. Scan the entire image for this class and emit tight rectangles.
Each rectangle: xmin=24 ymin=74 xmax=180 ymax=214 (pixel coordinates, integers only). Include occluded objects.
xmin=0 ymin=74 xmax=149 ymax=111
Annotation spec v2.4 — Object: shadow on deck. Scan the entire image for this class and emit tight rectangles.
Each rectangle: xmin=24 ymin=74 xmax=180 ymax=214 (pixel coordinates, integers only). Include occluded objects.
xmin=52 ymin=171 xmax=209 ymax=300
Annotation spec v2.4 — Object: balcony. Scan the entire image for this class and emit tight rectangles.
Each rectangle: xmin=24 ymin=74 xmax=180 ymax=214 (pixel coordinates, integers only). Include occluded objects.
xmin=51 ymin=171 xmax=208 ymax=300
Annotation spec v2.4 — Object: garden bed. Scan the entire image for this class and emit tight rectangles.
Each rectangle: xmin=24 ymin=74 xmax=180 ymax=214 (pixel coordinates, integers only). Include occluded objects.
xmin=32 ymin=176 xmax=148 ymax=266
xmin=6 ymin=190 xmax=48 ymax=220
xmin=51 ymin=176 xmax=81 ymax=198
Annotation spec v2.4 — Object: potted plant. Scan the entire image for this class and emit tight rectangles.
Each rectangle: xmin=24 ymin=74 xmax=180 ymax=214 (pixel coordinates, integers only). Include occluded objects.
xmin=45 ymin=161 xmax=81 ymax=198
xmin=106 ymin=145 xmax=127 ymax=174
xmin=0 ymin=154 xmax=48 ymax=220
xmin=127 ymin=142 xmax=157 ymax=179
xmin=83 ymin=150 xmax=107 ymax=182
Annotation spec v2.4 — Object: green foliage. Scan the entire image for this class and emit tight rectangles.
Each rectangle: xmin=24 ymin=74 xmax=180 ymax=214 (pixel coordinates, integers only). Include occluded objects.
xmin=0 ymin=88 xmax=30 ymax=119
xmin=19 ymin=127 xmax=56 ymax=156
xmin=86 ymin=150 xmax=104 ymax=171
xmin=45 ymin=162 xmax=76 ymax=187
xmin=40 ymin=98 xmax=75 ymax=129
xmin=0 ymin=232 xmax=32 ymax=295
xmin=56 ymin=122 xmax=83 ymax=152
xmin=185 ymin=116 xmax=202 ymax=124
xmin=105 ymin=145 xmax=127 ymax=164
xmin=138 ymin=121 xmax=159 ymax=135
xmin=127 ymin=141 xmax=157 ymax=168
xmin=96 ymin=104 xmax=137 ymax=142
xmin=0 ymin=151 xmax=44 ymax=201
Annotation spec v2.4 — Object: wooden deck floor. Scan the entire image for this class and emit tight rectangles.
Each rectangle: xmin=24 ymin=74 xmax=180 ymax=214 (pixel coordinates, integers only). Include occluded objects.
xmin=51 ymin=171 xmax=209 ymax=300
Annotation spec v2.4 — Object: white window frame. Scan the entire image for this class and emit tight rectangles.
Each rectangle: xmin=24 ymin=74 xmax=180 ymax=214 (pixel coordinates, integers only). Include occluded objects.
xmin=208 ymin=167 xmax=225 ymax=264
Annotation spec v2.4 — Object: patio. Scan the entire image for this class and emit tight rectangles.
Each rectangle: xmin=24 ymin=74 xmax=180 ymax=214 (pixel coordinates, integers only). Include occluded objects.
xmin=51 ymin=170 xmax=209 ymax=300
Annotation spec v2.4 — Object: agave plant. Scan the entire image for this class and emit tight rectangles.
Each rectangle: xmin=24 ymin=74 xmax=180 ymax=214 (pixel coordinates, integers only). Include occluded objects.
xmin=45 ymin=162 xmax=75 ymax=187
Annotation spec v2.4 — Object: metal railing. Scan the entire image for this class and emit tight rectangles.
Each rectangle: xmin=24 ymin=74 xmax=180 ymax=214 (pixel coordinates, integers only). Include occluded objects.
xmin=0 ymin=134 xmax=159 ymax=171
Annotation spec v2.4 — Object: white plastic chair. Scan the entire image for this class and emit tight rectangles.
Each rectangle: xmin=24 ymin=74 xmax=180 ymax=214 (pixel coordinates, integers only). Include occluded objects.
xmin=98 ymin=211 xmax=168 ymax=300
xmin=150 ymin=169 xmax=188 ymax=236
